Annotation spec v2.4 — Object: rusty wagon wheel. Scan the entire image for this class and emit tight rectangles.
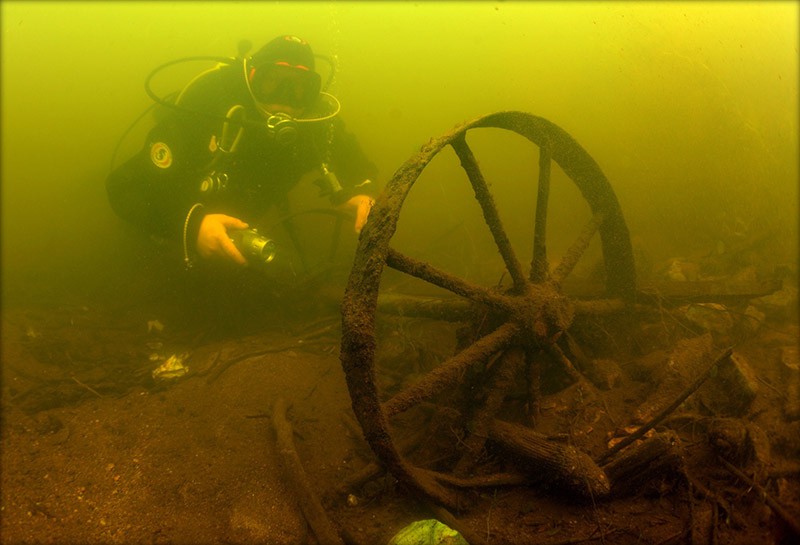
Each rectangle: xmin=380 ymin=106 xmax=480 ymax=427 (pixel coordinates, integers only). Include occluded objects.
xmin=340 ymin=111 xmax=636 ymax=508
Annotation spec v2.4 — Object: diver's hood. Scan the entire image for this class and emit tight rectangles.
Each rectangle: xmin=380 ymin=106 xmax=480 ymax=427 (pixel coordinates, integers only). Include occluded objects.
xmin=242 ymin=56 xmax=340 ymax=126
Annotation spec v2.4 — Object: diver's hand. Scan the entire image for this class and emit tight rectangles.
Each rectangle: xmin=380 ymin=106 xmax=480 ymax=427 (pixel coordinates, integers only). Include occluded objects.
xmin=343 ymin=194 xmax=375 ymax=234
xmin=196 ymin=214 xmax=249 ymax=265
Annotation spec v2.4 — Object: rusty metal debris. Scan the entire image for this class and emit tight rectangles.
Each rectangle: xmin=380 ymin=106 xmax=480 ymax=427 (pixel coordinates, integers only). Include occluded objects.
xmin=340 ymin=111 xmax=638 ymax=508
xmin=338 ymin=111 xmax=786 ymax=515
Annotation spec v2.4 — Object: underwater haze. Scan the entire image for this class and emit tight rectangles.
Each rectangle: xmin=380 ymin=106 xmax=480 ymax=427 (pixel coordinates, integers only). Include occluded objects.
xmin=1 ymin=0 xmax=798 ymax=304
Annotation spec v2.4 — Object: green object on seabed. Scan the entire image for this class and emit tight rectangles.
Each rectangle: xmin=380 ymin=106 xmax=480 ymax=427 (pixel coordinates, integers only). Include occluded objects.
xmin=386 ymin=519 xmax=469 ymax=545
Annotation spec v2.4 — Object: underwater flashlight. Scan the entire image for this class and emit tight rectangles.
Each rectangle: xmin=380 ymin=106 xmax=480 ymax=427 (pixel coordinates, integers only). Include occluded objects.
xmin=229 ymin=228 xmax=277 ymax=265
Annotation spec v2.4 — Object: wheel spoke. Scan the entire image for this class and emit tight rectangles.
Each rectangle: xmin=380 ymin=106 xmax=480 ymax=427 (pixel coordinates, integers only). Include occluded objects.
xmin=562 ymin=332 xmax=593 ymax=372
xmin=550 ymin=211 xmax=605 ymax=287
xmin=377 ymin=294 xmax=475 ymax=321
xmin=453 ymin=347 xmax=523 ymax=475
xmin=530 ymin=141 xmax=552 ymax=283
xmin=451 ymin=135 xmax=528 ymax=293
xmin=545 ymin=343 xmax=597 ymax=394
xmin=383 ymin=322 xmax=520 ymax=417
xmin=386 ymin=248 xmax=517 ymax=314
xmin=573 ymin=298 xmax=633 ymax=315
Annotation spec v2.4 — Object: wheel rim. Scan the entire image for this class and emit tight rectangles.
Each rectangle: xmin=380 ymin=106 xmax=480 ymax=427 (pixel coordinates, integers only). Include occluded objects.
xmin=340 ymin=111 xmax=636 ymax=508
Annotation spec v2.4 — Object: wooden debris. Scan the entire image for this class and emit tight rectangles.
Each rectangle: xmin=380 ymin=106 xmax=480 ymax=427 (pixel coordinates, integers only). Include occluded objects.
xmin=271 ymin=397 xmax=345 ymax=545
xmin=634 ymin=334 xmax=714 ymax=424
xmin=719 ymin=457 xmax=800 ymax=539
xmin=597 ymin=346 xmax=733 ymax=464
xmin=488 ymin=418 xmax=610 ymax=500
xmin=604 ymin=431 xmax=684 ymax=497
xmin=453 ymin=348 xmax=522 ymax=475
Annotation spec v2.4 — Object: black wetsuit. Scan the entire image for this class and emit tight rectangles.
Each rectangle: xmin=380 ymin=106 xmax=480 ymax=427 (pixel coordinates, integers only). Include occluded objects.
xmin=106 ymin=61 xmax=377 ymax=260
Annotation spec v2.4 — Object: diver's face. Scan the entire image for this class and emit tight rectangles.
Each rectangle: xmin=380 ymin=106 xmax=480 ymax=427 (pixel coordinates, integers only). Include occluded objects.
xmin=253 ymin=64 xmax=316 ymax=117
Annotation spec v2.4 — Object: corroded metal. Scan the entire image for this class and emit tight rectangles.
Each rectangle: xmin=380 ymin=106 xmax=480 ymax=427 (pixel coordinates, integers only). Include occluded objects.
xmin=531 ymin=141 xmax=552 ymax=283
xmin=451 ymin=135 xmax=529 ymax=293
xmin=385 ymin=248 xmax=517 ymax=313
xmin=550 ymin=211 xmax=605 ymax=287
xmin=376 ymin=294 xmax=475 ymax=321
xmin=471 ymin=112 xmax=636 ymax=298
xmin=383 ymin=322 xmax=521 ymax=418
xmin=340 ymin=111 xmax=637 ymax=508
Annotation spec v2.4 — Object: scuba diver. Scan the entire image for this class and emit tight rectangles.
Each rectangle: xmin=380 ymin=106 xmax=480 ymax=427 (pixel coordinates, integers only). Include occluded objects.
xmin=106 ymin=35 xmax=378 ymax=270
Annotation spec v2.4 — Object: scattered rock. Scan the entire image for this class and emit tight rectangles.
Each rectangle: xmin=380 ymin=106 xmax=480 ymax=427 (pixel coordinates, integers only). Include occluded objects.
xmin=699 ymin=351 xmax=759 ymax=417
xmin=752 ymin=278 xmax=799 ymax=319
xmin=679 ymin=303 xmax=734 ymax=334
xmin=635 ymin=334 xmax=713 ymax=423
xmin=707 ymin=418 xmax=769 ymax=467
xmin=584 ymin=358 xmax=622 ymax=390
xmin=740 ymin=305 xmax=766 ymax=335
xmin=662 ymin=258 xmax=700 ymax=282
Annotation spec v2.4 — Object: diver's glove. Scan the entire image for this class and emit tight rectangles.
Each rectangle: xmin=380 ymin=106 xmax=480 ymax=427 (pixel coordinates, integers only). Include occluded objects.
xmin=196 ymin=213 xmax=249 ymax=265
xmin=342 ymin=194 xmax=375 ymax=234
